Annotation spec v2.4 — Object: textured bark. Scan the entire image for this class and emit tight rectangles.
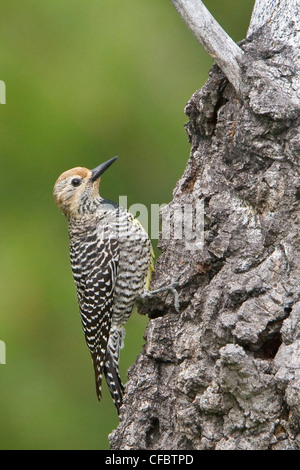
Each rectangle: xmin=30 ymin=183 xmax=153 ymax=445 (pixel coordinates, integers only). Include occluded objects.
xmin=110 ymin=0 xmax=300 ymax=450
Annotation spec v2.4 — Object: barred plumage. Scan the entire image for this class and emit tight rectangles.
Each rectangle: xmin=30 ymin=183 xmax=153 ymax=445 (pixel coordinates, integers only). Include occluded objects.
xmin=53 ymin=157 xmax=154 ymax=413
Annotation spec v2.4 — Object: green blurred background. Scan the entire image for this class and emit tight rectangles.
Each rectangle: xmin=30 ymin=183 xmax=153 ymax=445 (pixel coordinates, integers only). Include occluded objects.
xmin=0 ymin=0 xmax=254 ymax=450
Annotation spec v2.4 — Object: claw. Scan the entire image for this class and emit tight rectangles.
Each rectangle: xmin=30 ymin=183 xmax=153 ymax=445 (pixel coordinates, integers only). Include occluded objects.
xmin=139 ymin=279 xmax=180 ymax=312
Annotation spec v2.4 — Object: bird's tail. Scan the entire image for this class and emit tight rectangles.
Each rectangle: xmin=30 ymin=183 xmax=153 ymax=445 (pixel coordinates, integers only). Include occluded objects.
xmin=92 ymin=351 xmax=105 ymax=403
xmin=104 ymin=327 xmax=125 ymax=414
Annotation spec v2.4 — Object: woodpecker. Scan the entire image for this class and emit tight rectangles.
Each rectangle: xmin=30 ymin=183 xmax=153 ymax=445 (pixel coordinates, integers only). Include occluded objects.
xmin=53 ymin=157 xmax=154 ymax=413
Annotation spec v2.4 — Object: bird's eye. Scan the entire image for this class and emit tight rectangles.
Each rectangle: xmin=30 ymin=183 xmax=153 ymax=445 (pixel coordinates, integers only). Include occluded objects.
xmin=71 ymin=178 xmax=81 ymax=187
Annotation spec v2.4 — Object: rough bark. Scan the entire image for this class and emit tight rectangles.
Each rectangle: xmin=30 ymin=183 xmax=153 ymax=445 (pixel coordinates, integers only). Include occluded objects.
xmin=110 ymin=0 xmax=300 ymax=450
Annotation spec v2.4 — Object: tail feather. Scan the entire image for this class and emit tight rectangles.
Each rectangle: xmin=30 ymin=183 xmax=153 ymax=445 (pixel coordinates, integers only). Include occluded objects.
xmin=91 ymin=327 xmax=125 ymax=413
xmin=104 ymin=351 xmax=124 ymax=414
xmin=92 ymin=352 xmax=104 ymax=402
xmin=104 ymin=327 xmax=125 ymax=414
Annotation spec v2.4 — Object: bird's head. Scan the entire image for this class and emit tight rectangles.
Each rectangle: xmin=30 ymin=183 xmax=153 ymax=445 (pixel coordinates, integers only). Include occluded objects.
xmin=53 ymin=156 xmax=118 ymax=218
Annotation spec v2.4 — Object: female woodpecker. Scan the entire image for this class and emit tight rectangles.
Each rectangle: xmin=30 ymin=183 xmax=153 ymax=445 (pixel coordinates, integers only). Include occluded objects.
xmin=53 ymin=157 xmax=154 ymax=413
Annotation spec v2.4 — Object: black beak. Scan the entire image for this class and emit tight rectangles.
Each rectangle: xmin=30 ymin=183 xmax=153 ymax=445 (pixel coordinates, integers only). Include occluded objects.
xmin=91 ymin=156 xmax=118 ymax=182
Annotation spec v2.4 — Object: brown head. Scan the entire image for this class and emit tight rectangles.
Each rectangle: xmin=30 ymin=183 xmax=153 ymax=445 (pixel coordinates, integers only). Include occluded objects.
xmin=53 ymin=157 xmax=118 ymax=218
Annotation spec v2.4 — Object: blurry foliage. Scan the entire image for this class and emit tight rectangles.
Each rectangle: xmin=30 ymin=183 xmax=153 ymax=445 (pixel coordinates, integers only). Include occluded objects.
xmin=0 ymin=0 xmax=254 ymax=449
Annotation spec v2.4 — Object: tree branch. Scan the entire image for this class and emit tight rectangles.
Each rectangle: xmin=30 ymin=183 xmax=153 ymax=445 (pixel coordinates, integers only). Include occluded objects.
xmin=170 ymin=0 xmax=244 ymax=95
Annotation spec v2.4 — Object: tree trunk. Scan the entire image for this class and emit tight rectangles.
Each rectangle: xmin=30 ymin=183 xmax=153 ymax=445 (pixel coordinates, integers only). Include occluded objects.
xmin=110 ymin=0 xmax=300 ymax=450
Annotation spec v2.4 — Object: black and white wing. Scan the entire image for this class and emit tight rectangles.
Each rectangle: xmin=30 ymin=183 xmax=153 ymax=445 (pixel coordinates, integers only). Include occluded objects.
xmin=74 ymin=234 xmax=119 ymax=403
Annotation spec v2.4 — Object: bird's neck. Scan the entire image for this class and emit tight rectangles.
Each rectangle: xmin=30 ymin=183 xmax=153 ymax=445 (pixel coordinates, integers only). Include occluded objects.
xmin=67 ymin=196 xmax=119 ymax=222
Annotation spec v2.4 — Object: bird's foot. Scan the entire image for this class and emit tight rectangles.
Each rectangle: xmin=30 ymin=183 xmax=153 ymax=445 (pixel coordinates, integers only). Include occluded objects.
xmin=139 ymin=280 xmax=180 ymax=313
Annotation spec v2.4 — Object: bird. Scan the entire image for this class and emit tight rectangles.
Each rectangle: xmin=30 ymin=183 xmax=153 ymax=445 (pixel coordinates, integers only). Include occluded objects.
xmin=53 ymin=157 xmax=155 ymax=413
